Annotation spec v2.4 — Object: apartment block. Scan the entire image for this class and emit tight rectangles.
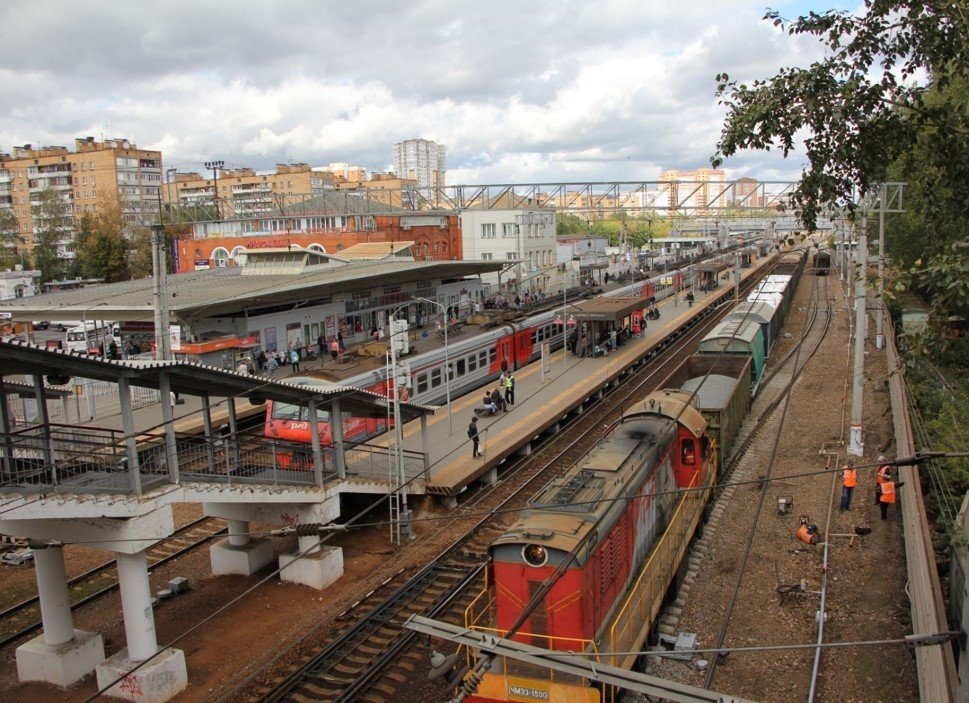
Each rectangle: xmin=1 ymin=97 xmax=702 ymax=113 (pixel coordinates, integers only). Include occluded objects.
xmin=659 ymin=167 xmax=727 ymax=213
xmin=0 ymin=137 xmax=163 ymax=256
xmin=166 ymin=163 xmax=336 ymax=218
xmin=392 ymin=138 xmax=446 ymax=191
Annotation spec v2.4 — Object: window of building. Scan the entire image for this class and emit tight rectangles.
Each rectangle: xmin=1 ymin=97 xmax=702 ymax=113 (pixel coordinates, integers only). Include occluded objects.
xmin=506 ymin=252 xmax=517 ymax=260
xmin=230 ymin=246 xmax=247 ymax=266
xmin=481 ymin=223 xmax=496 ymax=238
xmin=212 ymin=247 xmax=229 ymax=267
xmin=481 ymin=252 xmax=493 ymax=260
xmin=502 ymin=223 xmax=518 ymax=238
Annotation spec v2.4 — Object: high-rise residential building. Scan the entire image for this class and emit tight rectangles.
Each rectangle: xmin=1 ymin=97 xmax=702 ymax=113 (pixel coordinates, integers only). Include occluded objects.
xmin=0 ymin=137 xmax=163 ymax=258
xmin=659 ymin=167 xmax=727 ymax=213
xmin=165 ymin=163 xmax=335 ymax=218
xmin=392 ymin=139 xmax=446 ymax=190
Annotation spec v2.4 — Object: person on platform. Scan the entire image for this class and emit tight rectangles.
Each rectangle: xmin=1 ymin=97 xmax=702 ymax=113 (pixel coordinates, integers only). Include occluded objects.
xmin=318 ymin=335 xmax=326 ymax=360
xmin=504 ymin=371 xmax=516 ymax=406
xmin=329 ymin=337 xmax=339 ymax=362
xmin=875 ymin=455 xmax=891 ymax=504
xmin=482 ymin=393 xmax=498 ymax=415
xmin=879 ymin=473 xmax=905 ymax=520
xmin=491 ymin=388 xmax=505 ymax=412
xmin=338 ymin=329 xmax=345 ymax=353
xmin=839 ymin=459 xmax=857 ymax=511
xmin=289 ymin=348 xmax=300 ymax=373
xmin=468 ymin=417 xmax=480 ymax=457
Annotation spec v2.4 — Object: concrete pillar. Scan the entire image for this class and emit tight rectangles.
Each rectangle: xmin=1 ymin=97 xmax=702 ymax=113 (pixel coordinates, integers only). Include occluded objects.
xmin=228 ymin=519 xmax=250 ymax=547
xmin=329 ymin=398 xmax=345 ymax=479
xmin=481 ymin=467 xmax=498 ymax=485
xmin=420 ymin=414 xmax=430 ymax=479
xmin=16 ymin=544 xmax=106 ymax=688
xmin=210 ymin=519 xmax=273 ymax=576
xmin=34 ymin=546 xmax=73 ymax=645
xmin=116 ymin=551 xmax=157 ymax=662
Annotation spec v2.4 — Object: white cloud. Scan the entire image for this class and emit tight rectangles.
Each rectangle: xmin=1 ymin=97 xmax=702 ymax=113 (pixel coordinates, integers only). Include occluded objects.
xmin=0 ymin=0 xmax=858 ymax=184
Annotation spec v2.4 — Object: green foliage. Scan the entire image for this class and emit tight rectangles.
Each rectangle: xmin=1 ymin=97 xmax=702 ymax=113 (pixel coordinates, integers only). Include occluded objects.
xmin=713 ymin=2 xmax=969 ymax=230
xmin=30 ymin=188 xmax=72 ymax=283
xmin=74 ymin=196 xmax=130 ymax=282
xmin=0 ymin=208 xmax=23 ymax=270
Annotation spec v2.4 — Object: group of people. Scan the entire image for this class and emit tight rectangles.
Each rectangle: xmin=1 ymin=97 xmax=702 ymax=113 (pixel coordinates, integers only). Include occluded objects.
xmin=838 ymin=455 xmax=904 ymax=520
xmin=469 ymin=371 xmax=516 ymax=455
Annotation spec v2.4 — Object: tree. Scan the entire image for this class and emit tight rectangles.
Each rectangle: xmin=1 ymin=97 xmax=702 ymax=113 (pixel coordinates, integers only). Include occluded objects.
xmin=713 ymin=2 xmax=969 ymax=234
xmin=74 ymin=193 xmax=130 ymax=282
xmin=31 ymin=188 xmax=72 ymax=283
xmin=0 ymin=208 xmax=22 ymax=270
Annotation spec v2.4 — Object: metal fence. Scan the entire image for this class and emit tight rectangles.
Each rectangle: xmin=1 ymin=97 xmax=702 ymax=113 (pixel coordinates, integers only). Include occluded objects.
xmin=1 ymin=422 xmax=427 ymax=496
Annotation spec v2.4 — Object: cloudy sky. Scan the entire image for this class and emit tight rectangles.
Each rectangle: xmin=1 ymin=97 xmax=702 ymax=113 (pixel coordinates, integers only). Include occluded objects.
xmin=0 ymin=0 xmax=856 ymax=185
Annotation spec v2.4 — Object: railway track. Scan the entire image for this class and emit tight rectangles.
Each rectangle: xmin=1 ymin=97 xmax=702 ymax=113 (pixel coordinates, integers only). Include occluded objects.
xmin=217 ymin=269 xmax=775 ymax=703
xmin=0 ymin=516 xmax=227 ymax=649
xmin=700 ymin=270 xmax=834 ymax=689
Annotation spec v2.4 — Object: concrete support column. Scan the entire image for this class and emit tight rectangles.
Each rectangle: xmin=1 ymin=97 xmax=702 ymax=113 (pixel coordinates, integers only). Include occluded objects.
xmin=329 ymin=398 xmax=345 ymax=479
xmin=116 ymin=551 xmax=158 ymax=662
xmin=228 ymin=519 xmax=250 ymax=547
xmin=308 ymin=399 xmax=324 ymax=484
xmin=298 ymin=534 xmax=321 ymax=557
xmin=420 ymin=414 xmax=430 ymax=480
xmin=34 ymin=546 xmax=74 ymax=646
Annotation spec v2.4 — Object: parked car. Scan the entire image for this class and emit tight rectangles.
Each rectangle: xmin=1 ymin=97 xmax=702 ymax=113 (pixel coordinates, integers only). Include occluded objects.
xmin=32 ymin=320 xmax=50 ymax=330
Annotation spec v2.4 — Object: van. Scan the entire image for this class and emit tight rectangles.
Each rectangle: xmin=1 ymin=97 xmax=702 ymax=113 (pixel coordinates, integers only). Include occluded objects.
xmin=64 ymin=321 xmax=120 ymax=354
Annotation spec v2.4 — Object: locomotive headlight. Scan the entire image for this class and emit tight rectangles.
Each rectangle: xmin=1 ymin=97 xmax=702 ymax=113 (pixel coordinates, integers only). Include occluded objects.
xmin=522 ymin=544 xmax=548 ymax=567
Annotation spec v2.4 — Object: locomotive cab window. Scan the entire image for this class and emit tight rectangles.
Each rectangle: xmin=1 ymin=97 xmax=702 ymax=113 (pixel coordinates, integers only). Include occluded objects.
xmin=681 ymin=438 xmax=697 ymax=465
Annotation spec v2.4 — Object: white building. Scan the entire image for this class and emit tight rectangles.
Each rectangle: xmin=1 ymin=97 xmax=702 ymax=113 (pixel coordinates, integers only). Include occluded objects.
xmin=459 ymin=209 xmax=557 ymax=295
xmin=392 ymin=139 xmax=446 ymax=190
xmin=0 ymin=268 xmax=40 ymax=299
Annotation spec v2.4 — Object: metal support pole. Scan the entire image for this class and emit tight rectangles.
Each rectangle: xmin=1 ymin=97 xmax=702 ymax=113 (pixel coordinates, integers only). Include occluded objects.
xmin=308 ymin=399 xmax=324 ymax=485
xmin=848 ymin=225 xmax=868 ymax=456
xmin=157 ymin=373 xmax=179 ymax=483
xmin=118 ymin=378 xmax=142 ymax=495
xmin=330 ymin=397 xmax=346 ymax=479
xmin=876 ymin=183 xmax=887 ymax=350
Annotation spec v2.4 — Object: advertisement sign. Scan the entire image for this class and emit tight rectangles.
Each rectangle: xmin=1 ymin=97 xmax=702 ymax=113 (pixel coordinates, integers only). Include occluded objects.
xmin=169 ymin=324 xmax=181 ymax=351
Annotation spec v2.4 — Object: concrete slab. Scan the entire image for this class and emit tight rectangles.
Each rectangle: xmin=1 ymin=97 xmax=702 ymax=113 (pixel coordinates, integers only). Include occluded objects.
xmin=16 ymin=629 xmax=104 ymax=687
xmin=96 ymin=647 xmax=187 ymax=703
xmin=209 ymin=537 xmax=274 ymax=575
xmin=278 ymin=545 xmax=343 ymax=590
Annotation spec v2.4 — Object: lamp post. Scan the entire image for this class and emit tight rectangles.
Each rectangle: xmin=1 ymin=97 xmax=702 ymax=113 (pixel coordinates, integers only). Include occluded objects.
xmin=412 ymin=296 xmax=452 ymax=436
xmin=204 ymin=160 xmax=224 ymax=220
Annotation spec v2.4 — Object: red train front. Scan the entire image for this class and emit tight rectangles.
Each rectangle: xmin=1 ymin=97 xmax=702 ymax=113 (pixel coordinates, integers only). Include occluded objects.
xmin=464 ymin=390 xmax=715 ymax=702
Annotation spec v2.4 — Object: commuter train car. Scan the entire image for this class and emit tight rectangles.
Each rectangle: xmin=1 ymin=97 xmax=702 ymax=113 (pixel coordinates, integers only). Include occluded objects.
xmin=264 ymin=376 xmax=388 ymax=450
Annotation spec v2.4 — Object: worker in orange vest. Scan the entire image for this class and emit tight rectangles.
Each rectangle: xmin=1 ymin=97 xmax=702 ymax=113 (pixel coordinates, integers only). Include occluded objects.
xmin=796 ymin=521 xmax=820 ymax=544
xmin=839 ymin=459 xmax=857 ymax=512
xmin=879 ymin=472 xmax=905 ymax=520
xmin=875 ymin=455 xmax=891 ymax=504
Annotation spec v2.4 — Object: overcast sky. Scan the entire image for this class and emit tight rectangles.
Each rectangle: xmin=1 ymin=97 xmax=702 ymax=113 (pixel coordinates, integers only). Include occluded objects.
xmin=0 ymin=0 xmax=856 ymax=186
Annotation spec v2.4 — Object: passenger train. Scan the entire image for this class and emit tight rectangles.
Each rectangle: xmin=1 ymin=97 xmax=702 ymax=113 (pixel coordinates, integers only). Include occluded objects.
xmin=263 ymin=246 xmax=763 ymax=448
xmin=457 ymin=250 xmax=807 ymax=703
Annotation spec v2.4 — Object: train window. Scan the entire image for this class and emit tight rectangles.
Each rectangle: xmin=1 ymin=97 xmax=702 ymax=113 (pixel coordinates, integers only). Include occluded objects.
xmin=430 ymin=368 xmax=442 ymax=388
xmin=681 ymin=439 xmax=696 ymax=465
xmin=479 ymin=351 xmax=488 ymax=367
xmin=456 ymin=359 xmax=466 ymax=376
xmin=522 ymin=544 xmax=548 ymax=567
xmin=468 ymin=355 xmax=477 ymax=372
xmin=416 ymin=375 xmax=428 ymax=394
xmin=488 ymin=349 xmax=496 ymax=364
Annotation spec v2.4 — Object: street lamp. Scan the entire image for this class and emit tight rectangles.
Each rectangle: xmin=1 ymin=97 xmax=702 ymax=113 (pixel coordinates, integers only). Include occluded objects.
xmin=204 ymin=160 xmax=224 ymax=220
xmin=412 ymin=296 xmax=452 ymax=436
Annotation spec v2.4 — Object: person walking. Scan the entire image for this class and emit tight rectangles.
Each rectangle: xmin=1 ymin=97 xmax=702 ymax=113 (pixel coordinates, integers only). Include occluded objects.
xmin=504 ymin=371 xmax=516 ymax=406
xmin=289 ymin=348 xmax=300 ymax=373
xmin=875 ymin=455 xmax=891 ymax=504
xmin=317 ymin=334 xmax=326 ymax=362
xmin=468 ymin=417 xmax=480 ymax=458
xmin=329 ymin=337 xmax=339 ymax=362
xmin=338 ymin=329 xmax=345 ymax=353
xmin=839 ymin=459 xmax=857 ymax=511
xmin=879 ymin=472 xmax=905 ymax=520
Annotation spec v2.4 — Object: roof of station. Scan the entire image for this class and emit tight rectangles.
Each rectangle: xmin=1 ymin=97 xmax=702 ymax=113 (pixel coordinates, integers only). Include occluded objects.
xmin=0 ymin=258 xmax=505 ymax=323
xmin=570 ymin=294 xmax=653 ymax=325
xmin=0 ymin=340 xmax=432 ymax=420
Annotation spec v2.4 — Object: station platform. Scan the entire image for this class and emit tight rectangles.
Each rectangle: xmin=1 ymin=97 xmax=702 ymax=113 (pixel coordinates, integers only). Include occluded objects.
xmin=384 ymin=260 xmax=773 ymax=500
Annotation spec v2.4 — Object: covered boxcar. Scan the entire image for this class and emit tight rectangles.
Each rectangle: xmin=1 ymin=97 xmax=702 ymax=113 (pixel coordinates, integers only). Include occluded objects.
xmin=698 ymin=318 xmax=766 ymax=390
xmin=660 ymin=354 xmax=752 ymax=470
xmin=725 ymin=301 xmax=780 ymax=358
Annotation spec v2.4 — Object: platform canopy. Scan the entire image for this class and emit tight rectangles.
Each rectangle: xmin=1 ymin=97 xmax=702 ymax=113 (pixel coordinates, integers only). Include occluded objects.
xmin=570 ymin=294 xmax=652 ymax=326
xmin=0 ymin=340 xmax=432 ymax=420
